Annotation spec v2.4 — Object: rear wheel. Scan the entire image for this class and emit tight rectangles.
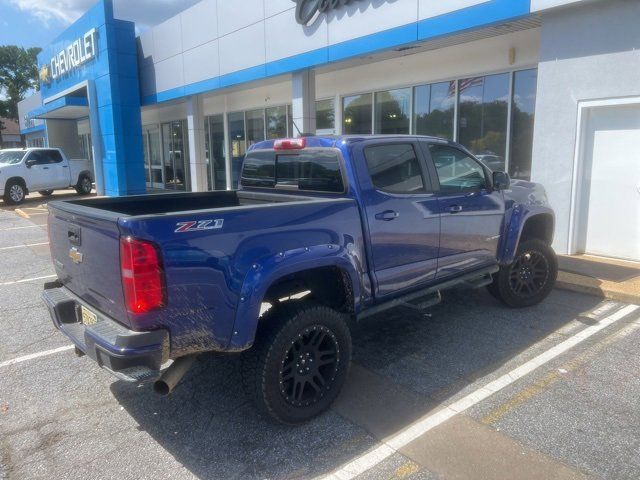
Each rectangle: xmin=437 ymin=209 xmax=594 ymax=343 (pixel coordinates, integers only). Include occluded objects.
xmin=38 ymin=190 xmax=54 ymax=196
xmin=241 ymin=300 xmax=351 ymax=424
xmin=75 ymin=175 xmax=92 ymax=195
xmin=488 ymin=239 xmax=557 ymax=308
xmin=4 ymin=180 xmax=26 ymax=205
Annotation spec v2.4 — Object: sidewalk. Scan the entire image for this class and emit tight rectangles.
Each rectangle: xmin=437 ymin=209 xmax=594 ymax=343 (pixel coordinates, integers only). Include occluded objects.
xmin=556 ymin=254 xmax=640 ymax=305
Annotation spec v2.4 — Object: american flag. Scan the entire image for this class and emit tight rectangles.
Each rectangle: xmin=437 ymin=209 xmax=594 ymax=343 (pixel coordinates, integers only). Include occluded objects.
xmin=448 ymin=77 xmax=485 ymax=97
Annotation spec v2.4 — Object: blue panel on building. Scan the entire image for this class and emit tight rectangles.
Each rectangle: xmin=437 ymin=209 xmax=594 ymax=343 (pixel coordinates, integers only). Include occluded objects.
xmin=35 ymin=0 xmax=145 ymax=196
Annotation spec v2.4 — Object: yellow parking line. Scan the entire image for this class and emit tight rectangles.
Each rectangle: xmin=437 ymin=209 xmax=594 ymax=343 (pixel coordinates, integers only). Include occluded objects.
xmin=480 ymin=318 xmax=640 ymax=425
xmin=15 ymin=209 xmax=30 ymax=219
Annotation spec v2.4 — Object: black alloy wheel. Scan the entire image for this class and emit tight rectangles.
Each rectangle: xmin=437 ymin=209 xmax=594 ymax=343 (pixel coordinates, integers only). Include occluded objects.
xmin=279 ymin=325 xmax=340 ymax=407
xmin=241 ymin=300 xmax=351 ymax=424
xmin=508 ymin=250 xmax=550 ymax=298
xmin=488 ymin=239 xmax=558 ymax=308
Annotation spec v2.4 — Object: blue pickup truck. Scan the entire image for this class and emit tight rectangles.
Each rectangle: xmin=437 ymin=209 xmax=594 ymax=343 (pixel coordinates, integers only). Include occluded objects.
xmin=43 ymin=135 xmax=556 ymax=424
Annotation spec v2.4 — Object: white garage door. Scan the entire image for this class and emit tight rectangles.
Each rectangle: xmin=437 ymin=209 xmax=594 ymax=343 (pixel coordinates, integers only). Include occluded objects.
xmin=584 ymin=104 xmax=640 ymax=261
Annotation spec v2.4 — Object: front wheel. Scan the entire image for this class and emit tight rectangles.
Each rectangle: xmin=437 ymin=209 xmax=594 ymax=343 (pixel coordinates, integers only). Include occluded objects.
xmin=488 ymin=239 xmax=557 ymax=308
xmin=4 ymin=180 xmax=26 ymax=205
xmin=241 ymin=301 xmax=352 ymax=424
xmin=75 ymin=175 xmax=92 ymax=195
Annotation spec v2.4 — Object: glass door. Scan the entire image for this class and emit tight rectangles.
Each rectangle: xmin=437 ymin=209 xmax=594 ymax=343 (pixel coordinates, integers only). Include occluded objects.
xmin=143 ymin=126 xmax=164 ymax=189
xmin=161 ymin=120 xmax=190 ymax=191
xmin=205 ymin=114 xmax=227 ymax=190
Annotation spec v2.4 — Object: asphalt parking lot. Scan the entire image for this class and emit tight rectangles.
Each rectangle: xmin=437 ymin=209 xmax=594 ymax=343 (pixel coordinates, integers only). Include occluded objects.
xmin=1 ymin=193 xmax=639 ymax=480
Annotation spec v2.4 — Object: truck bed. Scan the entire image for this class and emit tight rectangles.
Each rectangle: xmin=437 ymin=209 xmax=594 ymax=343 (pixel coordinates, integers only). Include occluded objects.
xmin=47 ymin=189 xmax=363 ymax=354
xmin=59 ymin=190 xmax=320 ymax=216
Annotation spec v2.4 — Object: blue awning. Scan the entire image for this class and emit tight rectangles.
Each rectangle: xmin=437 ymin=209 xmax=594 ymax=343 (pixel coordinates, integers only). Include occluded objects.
xmin=28 ymin=96 xmax=89 ymax=120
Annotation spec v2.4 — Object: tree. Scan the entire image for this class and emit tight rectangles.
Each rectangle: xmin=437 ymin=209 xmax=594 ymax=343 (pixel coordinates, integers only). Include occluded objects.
xmin=0 ymin=46 xmax=41 ymax=120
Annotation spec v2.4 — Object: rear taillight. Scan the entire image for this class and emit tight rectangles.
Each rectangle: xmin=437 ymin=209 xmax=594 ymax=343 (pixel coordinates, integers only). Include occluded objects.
xmin=120 ymin=236 xmax=166 ymax=314
xmin=274 ymin=138 xmax=306 ymax=150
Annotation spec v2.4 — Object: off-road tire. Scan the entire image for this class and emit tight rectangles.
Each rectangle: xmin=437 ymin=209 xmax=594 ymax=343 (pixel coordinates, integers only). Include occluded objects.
xmin=4 ymin=180 xmax=26 ymax=205
xmin=488 ymin=239 xmax=557 ymax=308
xmin=240 ymin=300 xmax=352 ymax=424
xmin=75 ymin=175 xmax=92 ymax=195
xmin=38 ymin=190 xmax=54 ymax=196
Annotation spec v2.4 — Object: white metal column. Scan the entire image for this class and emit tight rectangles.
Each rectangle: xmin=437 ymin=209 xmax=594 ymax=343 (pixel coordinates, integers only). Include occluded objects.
xmin=186 ymin=95 xmax=208 ymax=192
xmin=291 ymin=70 xmax=317 ymax=137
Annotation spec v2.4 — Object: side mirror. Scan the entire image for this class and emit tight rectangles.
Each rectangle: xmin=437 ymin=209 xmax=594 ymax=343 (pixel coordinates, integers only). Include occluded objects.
xmin=25 ymin=158 xmax=36 ymax=168
xmin=493 ymin=171 xmax=511 ymax=191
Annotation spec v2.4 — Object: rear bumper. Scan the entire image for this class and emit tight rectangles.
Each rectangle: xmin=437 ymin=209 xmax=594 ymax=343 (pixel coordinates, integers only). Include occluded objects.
xmin=42 ymin=284 xmax=169 ymax=383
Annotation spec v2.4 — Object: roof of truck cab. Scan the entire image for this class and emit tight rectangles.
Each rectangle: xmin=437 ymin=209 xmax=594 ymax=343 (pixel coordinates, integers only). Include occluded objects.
xmin=248 ymin=134 xmax=451 ymax=151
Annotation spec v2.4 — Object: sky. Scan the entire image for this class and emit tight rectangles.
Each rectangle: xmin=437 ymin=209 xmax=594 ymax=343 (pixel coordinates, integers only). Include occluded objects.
xmin=0 ymin=0 xmax=202 ymax=49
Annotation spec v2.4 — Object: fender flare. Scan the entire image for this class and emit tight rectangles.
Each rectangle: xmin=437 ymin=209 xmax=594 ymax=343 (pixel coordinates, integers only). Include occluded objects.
xmin=227 ymin=243 xmax=363 ymax=350
xmin=499 ymin=205 xmax=555 ymax=265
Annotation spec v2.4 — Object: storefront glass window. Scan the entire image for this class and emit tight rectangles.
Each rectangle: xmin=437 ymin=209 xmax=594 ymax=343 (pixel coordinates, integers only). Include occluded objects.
xmin=457 ymin=73 xmax=509 ymax=172
xmin=413 ymin=81 xmax=455 ymax=139
xmin=266 ymin=106 xmax=287 ymax=139
xmin=228 ymin=111 xmax=246 ymax=188
xmin=316 ymin=98 xmax=335 ymax=134
xmin=287 ymin=104 xmax=294 ymax=137
xmin=374 ymin=88 xmax=411 ymax=134
xmin=246 ymin=109 xmax=265 ymax=147
xmin=510 ymin=69 xmax=537 ymax=180
xmin=343 ymin=93 xmax=372 ymax=134
xmin=207 ymin=114 xmax=227 ymax=190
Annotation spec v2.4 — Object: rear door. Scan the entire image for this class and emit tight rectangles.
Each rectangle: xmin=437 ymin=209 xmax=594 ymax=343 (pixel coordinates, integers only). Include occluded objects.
xmin=422 ymin=142 xmax=505 ymax=278
xmin=47 ymin=150 xmax=71 ymax=188
xmin=356 ymin=140 xmax=440 ymax=298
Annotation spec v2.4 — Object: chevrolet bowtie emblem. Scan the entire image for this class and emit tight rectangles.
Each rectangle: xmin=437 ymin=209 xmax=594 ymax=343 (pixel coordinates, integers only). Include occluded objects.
xmin=39 ymin=64 xmax=51 ymax=85
xmin=69 ymin=247 xmax=84 ymax=264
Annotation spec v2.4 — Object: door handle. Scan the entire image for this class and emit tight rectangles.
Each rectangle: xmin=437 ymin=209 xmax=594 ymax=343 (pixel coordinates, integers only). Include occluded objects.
xmin=375 ymin=210 xmax=399 ymax=221
xmin=448 ymin=205 xmax=463 ymax=213
xmin=62 ymin=165 xmax=68 ymax=168
xmin=42 ymin=166 xmax=49 ymax=170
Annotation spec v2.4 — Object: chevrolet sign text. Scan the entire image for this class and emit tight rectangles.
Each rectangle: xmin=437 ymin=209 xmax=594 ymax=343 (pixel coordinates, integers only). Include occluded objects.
xmin=49 ymin=28 xmax=98 ymax=81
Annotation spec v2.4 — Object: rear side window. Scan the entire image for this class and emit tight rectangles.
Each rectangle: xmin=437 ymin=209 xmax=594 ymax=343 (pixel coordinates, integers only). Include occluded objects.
xmin=48 ymin=150 xmax=63 ymax=163
xmin=364 ymin=143 xmax=425 ymax=194
xmin=241 ymin=150 xmax=344 ymax=193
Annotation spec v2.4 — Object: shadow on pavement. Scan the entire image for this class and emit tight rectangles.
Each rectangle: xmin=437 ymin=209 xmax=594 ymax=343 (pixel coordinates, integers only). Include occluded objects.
xmin=111 ymin=288 xmax=602 ymax=479
xmin=0 ymin=190 xmax=96 ymax=212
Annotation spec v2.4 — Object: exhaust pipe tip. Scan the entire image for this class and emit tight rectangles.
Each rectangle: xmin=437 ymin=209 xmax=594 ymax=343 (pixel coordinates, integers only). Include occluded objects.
xmin=153 ymin=380 xmax=171 ymax=396
xmin=153 ymin=355 xmax=197 ymax=396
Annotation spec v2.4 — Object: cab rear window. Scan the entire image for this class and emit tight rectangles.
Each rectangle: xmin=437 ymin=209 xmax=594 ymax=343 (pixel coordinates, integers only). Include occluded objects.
xmin=241 ymin=150 xmax=344 ymax=193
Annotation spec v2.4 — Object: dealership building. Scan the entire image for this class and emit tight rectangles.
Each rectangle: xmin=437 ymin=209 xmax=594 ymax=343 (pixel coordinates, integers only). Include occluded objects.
xmin=17 ymin=0 xmax=640 ymax=262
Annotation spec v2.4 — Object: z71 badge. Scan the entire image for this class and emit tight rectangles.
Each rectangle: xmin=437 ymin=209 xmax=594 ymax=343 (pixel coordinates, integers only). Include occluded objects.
xmin=174 ymin=219 xmax=224 ymax=233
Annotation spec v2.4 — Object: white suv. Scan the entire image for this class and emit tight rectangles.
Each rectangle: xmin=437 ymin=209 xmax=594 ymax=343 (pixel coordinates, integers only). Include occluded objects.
xmin=0 ymin=148 xmax=94 ymax=205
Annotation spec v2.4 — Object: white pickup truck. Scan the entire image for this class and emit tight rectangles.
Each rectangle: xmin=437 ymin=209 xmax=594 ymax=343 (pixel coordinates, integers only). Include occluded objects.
xmin=0 ymin=148 xmax=94 ymax=205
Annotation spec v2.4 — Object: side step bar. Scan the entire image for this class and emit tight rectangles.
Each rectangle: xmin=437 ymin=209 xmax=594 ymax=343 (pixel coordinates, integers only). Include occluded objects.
xmin=358 ymin=265 xmax=498 ymax=321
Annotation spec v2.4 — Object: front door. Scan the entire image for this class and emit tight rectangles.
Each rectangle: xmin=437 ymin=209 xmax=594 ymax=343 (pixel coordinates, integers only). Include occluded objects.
xmin=358 ymin=140 xmax=440 ymax=298
xmin=423 ymin=143 xmax=505 ymax=278
xmin=24 ymin=150 xmax=52 ymax=190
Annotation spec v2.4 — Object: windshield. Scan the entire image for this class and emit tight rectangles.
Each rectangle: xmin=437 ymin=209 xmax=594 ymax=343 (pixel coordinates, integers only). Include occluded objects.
xmin=0 ymin=151 xmax=25 ymax=165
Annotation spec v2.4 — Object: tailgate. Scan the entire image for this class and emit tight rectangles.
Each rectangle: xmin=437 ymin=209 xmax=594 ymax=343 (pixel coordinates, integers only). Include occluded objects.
xmin=47 ymin=202 xmax=130 ymax=327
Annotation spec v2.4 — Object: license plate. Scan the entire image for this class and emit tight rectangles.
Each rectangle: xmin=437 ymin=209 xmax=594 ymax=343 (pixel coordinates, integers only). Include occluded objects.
xmin=81 ymin=305 xmax=98 ymax=326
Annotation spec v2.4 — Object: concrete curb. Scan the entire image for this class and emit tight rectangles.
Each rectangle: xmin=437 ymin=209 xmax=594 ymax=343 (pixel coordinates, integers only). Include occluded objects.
xmin=556 ymin=272 xmax=640 ymax=306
